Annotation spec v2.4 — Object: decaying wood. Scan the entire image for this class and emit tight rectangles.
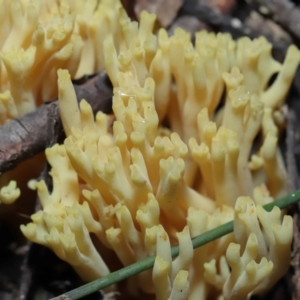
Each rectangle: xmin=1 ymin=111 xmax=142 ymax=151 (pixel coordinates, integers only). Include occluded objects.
xmin=180 ymin=0 xmax=290 ymax=57
xmin=0 ymin=72 xmax=113 ymax=174
xmin=255 ymin=0 xmax=300 ymax=41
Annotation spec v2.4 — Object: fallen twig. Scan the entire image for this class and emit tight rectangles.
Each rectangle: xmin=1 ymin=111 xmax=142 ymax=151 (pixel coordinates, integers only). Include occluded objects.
xmin=0 ymin=72 xmax=113 ymax=174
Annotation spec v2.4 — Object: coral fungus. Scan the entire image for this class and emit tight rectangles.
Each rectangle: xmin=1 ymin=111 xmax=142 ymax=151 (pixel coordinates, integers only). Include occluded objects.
xmin=18 ymin=2 xmax=299 ymax=299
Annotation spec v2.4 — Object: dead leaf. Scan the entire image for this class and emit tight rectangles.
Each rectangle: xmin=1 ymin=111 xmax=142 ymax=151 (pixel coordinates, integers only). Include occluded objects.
xmin=195 ymin=0 xmax=236 ymax=14
xmin=135 ymin=0 xmax=185 ymax=27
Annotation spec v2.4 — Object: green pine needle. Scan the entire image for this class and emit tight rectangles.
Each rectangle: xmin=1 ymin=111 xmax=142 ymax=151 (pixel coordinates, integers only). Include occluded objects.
xmin=51 ymin=189 xmax=300 ymax=300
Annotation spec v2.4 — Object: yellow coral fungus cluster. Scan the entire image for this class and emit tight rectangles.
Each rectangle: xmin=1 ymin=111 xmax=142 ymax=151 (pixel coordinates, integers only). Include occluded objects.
xmin=103 ymin=11 xmax=300 ymax=191
xmin=0 ymin=0 xmax=125 ymax=124
xmin=0 ymin=0 xmax=126 ymax=205
xmin=20 ymin=5 xmax=299 ymax=300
